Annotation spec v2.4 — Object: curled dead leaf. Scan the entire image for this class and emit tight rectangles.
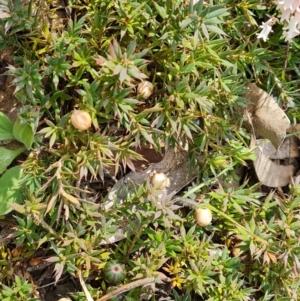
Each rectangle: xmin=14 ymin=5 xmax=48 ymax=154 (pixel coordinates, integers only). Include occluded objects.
xmin=256 ymin=136 xmax=300 ymax=160
xmin=243 ymin=83 xmax=290 ymax=149
xmin=252 ymin=138 xmax=296 ymax=187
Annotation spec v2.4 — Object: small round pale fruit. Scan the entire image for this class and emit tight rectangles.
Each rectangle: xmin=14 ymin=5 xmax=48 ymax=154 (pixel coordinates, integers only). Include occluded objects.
xmin=195 ymin=208 xmax=212 ymax=227
xmin=71 ymin=110 xmax=92 ymax=131
xmin=137 ymin=81 xmax=154 ymax=99
xmin=151 ymin=172 xmax=170 ymax=190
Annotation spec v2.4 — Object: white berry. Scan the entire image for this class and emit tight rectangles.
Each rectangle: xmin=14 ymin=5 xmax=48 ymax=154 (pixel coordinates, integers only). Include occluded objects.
xmin=151 ymin=172 xmax=170 ymax=190
xmin=137 ymin=81 xmax=154 ymax=99
xmin=71 ymin=110 xmax=92 ymax=131
xmin=195 ymin=208 xmax=212 ymax=227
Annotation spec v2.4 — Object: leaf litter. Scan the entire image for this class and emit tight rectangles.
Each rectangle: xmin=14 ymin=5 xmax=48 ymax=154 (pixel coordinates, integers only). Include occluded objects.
xmin=243 ymin=83 xmax=300 ymax=187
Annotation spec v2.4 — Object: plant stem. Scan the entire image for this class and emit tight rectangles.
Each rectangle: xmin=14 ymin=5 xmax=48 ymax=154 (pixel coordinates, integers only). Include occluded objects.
xmin=124 ymin=224 xmax=143 ymax=261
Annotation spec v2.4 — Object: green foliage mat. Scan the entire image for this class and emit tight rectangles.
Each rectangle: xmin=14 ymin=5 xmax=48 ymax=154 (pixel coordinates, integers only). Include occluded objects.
xmin=0 ymin=0 xmax=299 ymax=300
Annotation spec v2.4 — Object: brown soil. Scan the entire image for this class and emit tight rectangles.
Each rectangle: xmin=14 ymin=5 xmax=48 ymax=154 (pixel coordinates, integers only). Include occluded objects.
xmin=0 ymin=48 xmax=21 ymax=122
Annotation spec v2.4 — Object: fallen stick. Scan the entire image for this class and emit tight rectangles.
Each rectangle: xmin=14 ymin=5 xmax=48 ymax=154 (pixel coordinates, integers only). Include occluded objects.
xmin=96 ymin=272 xmax=171 ymax=301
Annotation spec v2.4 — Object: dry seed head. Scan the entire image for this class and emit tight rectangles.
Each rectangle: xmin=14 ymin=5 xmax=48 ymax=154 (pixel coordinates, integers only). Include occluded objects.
xmin=137 ymin=81 xmax=154 ymax=99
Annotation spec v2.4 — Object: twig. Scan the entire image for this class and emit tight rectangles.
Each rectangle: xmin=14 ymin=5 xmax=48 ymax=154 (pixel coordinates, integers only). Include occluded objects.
xmin=95 ymin=272 xmax=170 ymax=301
xmin=124 ymin=224 xmax=143 ymax=261
xmin=78 ymin=269 xmax=94 ymax=301
xmin=37 ymin=275 xmax=68 ymax=289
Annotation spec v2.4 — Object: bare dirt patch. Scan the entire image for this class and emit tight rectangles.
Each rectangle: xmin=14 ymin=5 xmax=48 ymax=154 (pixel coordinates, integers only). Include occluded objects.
xmin=0 ymin=48 xmax=21 ymax=122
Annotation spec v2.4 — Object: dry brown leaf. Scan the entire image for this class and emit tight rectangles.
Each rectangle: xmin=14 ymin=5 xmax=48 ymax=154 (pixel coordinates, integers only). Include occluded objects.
xmin=253 ymin=138 xmax=295 ymax=187
xmin=106 ymin=148 xmax=197 ymax=209
xmin=243 ymin=83 xmax=290 ymax=149
xmin=101 ymin=149 xmax=199 ymax=244
xmin=256 ymin=136 xmax=300 ymax=160
xmin=131 ymin=146 xmax=165 ymax=171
